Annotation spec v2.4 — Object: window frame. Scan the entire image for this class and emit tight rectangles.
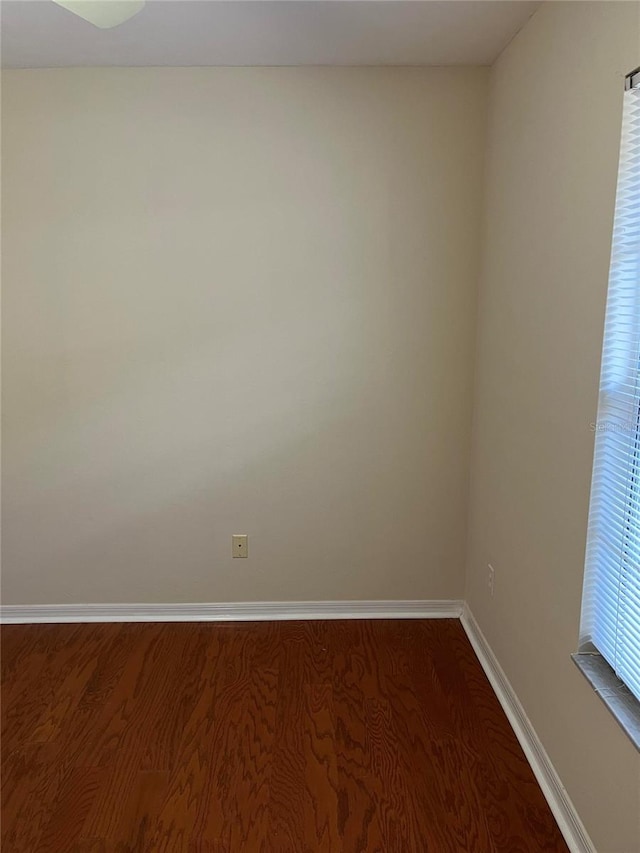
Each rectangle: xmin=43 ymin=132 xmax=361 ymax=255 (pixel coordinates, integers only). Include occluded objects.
xmin=575 ymin=67 xmax=640 ymax=751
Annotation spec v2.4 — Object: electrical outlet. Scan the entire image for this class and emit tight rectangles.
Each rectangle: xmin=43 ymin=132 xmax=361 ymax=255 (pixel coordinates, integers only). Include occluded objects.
xmin=487 ymin=564 xmax=495 ymax=597
xmin=232 ymin=534 xmax=248 ymax=558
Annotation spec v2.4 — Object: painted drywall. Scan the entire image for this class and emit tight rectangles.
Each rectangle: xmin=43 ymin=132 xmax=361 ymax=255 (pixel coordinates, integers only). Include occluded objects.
xmin=2 ymin=67 xmax=487 ymax=604
xmin=465 ymin=3 xmax=640 ymax=851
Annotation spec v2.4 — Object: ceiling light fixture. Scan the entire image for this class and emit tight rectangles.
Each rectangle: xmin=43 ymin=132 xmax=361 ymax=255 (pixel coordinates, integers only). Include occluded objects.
xmin=52 ymin=0 xmax=146 ymax=30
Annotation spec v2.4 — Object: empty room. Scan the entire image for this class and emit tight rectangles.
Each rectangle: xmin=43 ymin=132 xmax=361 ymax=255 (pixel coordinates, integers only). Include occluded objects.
xmin=1 ymin=1 xmax=639 ymax=851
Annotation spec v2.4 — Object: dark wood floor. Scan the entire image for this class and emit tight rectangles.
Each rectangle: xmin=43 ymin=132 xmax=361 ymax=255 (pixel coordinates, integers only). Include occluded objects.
xmin=1 ymin=619 xmax=568 ymax=852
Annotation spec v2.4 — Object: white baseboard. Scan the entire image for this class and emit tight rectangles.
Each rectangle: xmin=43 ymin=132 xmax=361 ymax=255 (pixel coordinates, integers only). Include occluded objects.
xmin=460 ymin=604 xmax=595 ymax=853
xmin=0 ymin=599 xmax=463 ymax=624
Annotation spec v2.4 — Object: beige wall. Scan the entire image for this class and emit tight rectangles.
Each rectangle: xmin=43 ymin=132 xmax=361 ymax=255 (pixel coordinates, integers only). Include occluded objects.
xmin=465 ymin=3 xmax=640 ymax=852
xmin=2 ymin=67 xmax=487 ymax=604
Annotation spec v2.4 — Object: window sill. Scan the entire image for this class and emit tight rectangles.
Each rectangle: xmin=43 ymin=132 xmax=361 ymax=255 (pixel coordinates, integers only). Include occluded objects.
xmin=572 ymin=652 xmax=640 ymax=751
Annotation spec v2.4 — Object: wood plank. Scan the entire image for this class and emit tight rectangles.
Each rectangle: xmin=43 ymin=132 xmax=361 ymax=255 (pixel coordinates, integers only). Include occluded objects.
xmin=0 ymin=620 xmax=570 ymax=852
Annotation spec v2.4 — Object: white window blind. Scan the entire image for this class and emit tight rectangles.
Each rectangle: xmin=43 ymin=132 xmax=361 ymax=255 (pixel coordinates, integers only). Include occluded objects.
xmin=582 ymin=80 xmax=640 ymax=702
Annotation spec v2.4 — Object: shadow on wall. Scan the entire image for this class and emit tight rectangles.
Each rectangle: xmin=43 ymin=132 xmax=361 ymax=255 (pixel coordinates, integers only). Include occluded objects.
xmin=3 ymin=287 xmax=444 ymax=602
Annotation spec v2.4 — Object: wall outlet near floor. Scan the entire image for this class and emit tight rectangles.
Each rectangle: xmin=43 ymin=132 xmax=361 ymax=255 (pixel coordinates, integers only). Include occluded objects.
xmin=232 ymin=534 xmax=248 ymax=558
xmin=487 ymin=563 xmax=495 ymax=597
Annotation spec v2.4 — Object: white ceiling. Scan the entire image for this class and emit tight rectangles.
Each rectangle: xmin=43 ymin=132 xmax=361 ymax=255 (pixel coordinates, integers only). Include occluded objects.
xmin=1 ymin=0 xmax=541 ymax=69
